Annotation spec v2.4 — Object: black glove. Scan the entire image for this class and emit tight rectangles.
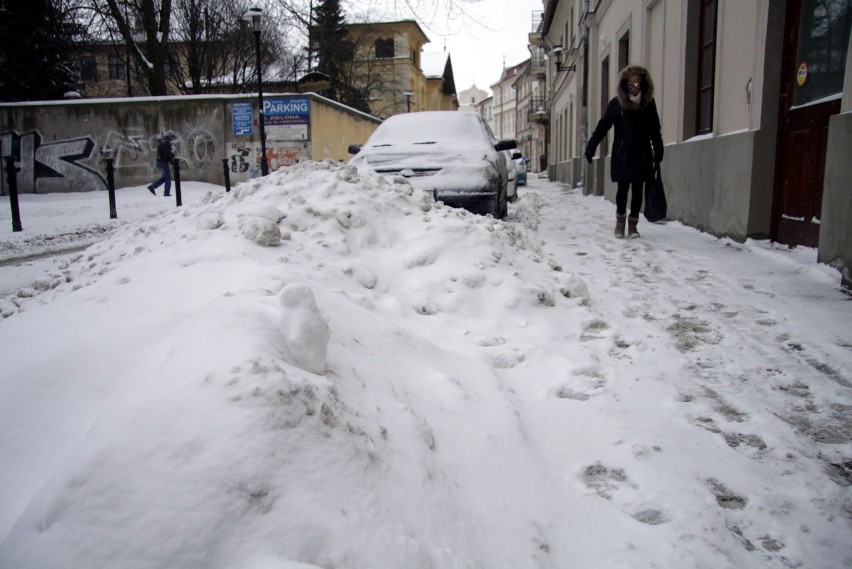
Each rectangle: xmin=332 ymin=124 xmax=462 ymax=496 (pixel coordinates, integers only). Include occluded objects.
xmin=585 ymin=153 xmax=593 ymax=164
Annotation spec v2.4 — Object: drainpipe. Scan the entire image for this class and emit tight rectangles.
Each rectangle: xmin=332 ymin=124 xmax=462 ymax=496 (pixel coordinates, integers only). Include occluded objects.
xmin=579 ymin=0 xmax=591 ymax=187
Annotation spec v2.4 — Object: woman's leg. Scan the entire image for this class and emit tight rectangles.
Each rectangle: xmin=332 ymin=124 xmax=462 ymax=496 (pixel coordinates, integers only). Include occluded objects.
xmin=629 ymin=181 xmax=644 ymax=218
xmin=615 ymin=182 xmax=630 ymax=216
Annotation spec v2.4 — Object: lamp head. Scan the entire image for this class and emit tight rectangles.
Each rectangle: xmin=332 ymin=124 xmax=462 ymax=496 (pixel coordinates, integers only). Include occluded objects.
xmin=242 ymin=7 xmax=263 ymax=32
xmin=549 ymin=45 xmax=565 ymax=65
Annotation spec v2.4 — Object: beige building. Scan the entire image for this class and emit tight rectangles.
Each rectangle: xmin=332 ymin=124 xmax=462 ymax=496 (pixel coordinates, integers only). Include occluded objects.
xmin=535 ymin=0 xmax=852 ymax=287
xmin=345 ymin=21 xmax=458 ymax=118
xmin=491 ymin=61 xmax=528 ymax=141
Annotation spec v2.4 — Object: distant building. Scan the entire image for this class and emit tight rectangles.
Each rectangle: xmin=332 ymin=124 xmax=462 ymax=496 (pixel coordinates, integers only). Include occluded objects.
xmin=491 ymin=60 xmax=529 ymax=141
xmin=475 ymin=95 xmax=494 ymax=135
xmin=458 ymin=84 xmax=489 ymax=112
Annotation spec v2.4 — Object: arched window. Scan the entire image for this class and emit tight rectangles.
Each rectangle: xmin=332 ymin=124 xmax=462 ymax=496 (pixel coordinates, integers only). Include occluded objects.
xmin=375 ymin=38 xmax=394 ymax=58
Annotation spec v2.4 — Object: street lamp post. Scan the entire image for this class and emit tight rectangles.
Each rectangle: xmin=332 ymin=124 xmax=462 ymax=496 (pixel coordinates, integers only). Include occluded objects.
xmin=404 ymin=90 xmax=413 ymax=113
xmin=243 ymin=7 xmax=269 ymax=176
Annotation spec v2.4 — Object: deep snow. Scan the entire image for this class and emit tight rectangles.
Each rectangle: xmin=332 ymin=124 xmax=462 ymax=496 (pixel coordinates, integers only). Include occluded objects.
xmin=0 ymin=161 xmax=850 ymax=569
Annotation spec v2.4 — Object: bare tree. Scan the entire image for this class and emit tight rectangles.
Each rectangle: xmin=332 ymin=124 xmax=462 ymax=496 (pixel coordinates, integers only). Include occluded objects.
xmin=92 ymin=0 xmax=175 ymax=96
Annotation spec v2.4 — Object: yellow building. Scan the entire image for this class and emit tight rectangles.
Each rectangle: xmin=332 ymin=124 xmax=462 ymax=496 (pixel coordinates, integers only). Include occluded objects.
xmin=344 ymin=20 xmax=458 ymax=118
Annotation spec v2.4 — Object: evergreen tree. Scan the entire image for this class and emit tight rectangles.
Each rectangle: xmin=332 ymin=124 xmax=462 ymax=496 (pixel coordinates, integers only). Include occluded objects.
xmin=0 ymin=0 xmax=80 ymax=101
xmin=312 ymin=0 xmax=350 ymax=79
xmin=311 ymin=0 xmax=369 ymax=113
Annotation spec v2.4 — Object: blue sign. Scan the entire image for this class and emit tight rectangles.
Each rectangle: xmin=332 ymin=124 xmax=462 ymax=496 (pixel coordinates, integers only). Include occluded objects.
xmin=232 ymin=102 xmax=253 ymax=136
xmin=264 ymin=97 xmax=310 ymax=122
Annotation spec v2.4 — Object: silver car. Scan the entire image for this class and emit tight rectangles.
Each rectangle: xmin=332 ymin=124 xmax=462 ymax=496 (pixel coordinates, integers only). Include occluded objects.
xmin=348 ymin=111 xmax=517 ymax=219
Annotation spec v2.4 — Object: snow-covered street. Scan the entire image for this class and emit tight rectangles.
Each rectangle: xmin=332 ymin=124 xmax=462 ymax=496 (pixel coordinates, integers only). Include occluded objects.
xmin=1 ymin=164 xmax=850 ymax=569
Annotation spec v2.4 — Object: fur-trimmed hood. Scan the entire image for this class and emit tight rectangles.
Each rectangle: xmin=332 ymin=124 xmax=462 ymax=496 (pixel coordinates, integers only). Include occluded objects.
xmin=616 ymin=65 xmax=656 ymax=110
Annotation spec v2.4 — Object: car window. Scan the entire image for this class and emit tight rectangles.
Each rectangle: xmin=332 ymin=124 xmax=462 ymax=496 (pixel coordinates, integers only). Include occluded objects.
xmin=366 ymin=112 xmax=491 ymax=148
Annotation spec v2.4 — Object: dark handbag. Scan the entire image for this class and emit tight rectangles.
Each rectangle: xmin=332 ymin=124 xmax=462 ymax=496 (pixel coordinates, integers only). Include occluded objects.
xmin=644 ymin=163 xmax=667 ymax=222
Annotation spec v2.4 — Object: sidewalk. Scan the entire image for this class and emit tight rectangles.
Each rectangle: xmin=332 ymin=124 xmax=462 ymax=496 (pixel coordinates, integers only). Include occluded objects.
xmin=0 ymin=182 xmax=221 ymax=296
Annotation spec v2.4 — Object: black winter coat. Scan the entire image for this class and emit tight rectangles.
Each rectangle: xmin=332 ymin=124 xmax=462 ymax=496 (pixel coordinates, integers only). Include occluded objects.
xmin=586 ymin=97 xmax=663 ymax=183
xmin=156 ymin=137 xmax=175 ymax=163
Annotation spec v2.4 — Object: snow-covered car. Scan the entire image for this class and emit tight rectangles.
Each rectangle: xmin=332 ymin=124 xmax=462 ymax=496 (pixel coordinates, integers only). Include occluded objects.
xmin=513 ymin=152 xmax=527 ymax=188
xmin=503 ymin=150 xmax=518 ymax=202
xmin=348 ymin=111 xmax=517 ymax=219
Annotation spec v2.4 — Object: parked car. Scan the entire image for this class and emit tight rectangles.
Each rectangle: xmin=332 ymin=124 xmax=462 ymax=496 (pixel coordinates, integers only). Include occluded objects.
xmin=503 ymin=150 xmax=518 ymax=202
xmin=513 ymin=152 xmax=527 ymax=189
xmin=348 ymin=111 xmax=516 ymax=219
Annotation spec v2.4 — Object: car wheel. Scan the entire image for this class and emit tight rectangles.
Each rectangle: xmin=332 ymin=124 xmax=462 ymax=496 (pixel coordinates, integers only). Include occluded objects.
xmin=499 ymin=186 xmax=508 ymax=219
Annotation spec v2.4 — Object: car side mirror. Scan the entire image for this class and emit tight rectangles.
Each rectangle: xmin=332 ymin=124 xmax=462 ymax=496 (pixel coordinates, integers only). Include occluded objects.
xmin=348 ymin=144 xmax=363 ymax=155
xmin=495 ymin=139 xmax=517 ymax=151
xmin=511 ymin=152 xmax=522 ymax=159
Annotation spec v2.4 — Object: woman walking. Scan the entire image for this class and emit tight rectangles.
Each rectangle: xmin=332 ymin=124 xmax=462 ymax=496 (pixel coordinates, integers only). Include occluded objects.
xmin=585 ymin=65 xmax=663 ymax=238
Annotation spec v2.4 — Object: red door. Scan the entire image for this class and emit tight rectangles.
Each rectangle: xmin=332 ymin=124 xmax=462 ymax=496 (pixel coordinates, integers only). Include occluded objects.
xmin=773 ymin=0 xmax=851 ymax=247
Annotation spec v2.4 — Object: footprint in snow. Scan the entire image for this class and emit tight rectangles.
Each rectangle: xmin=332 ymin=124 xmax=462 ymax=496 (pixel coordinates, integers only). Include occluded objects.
xmin=582 ymin=462 xmax=671 ymax=525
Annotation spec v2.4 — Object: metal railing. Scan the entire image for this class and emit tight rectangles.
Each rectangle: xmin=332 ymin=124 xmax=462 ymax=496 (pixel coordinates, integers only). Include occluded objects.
xmin=532 ymin=10 xmax=544 ymax=33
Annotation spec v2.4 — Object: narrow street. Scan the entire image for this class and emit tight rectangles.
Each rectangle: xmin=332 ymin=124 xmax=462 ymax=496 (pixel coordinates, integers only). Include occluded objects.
xmin=1 ymin=173 xmax=850 ymax=567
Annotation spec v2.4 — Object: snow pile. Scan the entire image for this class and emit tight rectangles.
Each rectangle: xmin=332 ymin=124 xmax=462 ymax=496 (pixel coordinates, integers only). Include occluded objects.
xmin=0 ymin=160 xmax=590 ymax=569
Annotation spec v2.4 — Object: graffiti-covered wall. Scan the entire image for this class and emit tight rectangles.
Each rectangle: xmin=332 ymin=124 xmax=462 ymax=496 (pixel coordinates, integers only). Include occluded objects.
xmin=0 ymin=93 xmax=380 ymax=194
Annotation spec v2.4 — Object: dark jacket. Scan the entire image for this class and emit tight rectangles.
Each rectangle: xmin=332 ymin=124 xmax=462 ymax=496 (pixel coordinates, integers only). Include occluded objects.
xmin=156 ymin=136 xmax=175 ymax=163
xmin=585 ymin=65 xmax=663 ymax=183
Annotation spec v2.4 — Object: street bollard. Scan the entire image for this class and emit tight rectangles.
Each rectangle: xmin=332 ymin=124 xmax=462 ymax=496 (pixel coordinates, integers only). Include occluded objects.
xmin=222 ymin=158 xmax=231 ymax=193
xmin=172 ymin=158 xmax=182 ymax=207
xmin=3 ymin=156 xmax=22 ymax=232
xmin=103 ymin=150 xmax=117 ymax=219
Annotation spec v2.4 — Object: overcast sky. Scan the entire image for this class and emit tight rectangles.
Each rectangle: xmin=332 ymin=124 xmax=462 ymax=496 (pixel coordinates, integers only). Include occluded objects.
xmin=349 ymin=0 xmax=544 ymax=94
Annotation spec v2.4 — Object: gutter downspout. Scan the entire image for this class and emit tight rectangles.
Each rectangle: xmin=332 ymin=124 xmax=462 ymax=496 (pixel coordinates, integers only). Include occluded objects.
xmin=579 ymin=0 xmax=591 ymax=187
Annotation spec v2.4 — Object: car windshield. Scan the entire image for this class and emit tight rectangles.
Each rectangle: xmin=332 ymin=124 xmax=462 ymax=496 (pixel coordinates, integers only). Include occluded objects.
xmin=365 ymin=112 xmax=492 ymax=148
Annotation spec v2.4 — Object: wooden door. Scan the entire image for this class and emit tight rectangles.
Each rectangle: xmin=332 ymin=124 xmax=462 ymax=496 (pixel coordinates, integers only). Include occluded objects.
xmin=773 ymin=0 xmax=850 ymax=247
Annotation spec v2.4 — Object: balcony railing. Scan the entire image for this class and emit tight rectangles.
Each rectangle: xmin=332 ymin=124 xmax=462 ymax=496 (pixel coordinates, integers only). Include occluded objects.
xmin=530 ymin=46 xmax=546 ymax=78
xmin=528 ymin=96 xmax=549 ymax=123
xmin=529 ymin=10 xmax=544 ymax=46
xmin=531 ymin=10 xmax=544 ymax=32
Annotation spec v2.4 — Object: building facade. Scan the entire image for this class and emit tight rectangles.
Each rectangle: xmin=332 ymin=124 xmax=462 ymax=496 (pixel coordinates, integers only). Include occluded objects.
xmin=345 ymin=21 xmax=458 ymax=118
xmin=490 ymin=61 xmax=528 ymax=141
xmin=535 ymin=0 xmax=852 ymax=287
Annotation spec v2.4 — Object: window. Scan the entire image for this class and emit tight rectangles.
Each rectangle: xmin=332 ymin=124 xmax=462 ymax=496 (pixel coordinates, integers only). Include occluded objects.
xmin=697 ymin=0 xmax=717 ymax=134
xmin=165 ymin=53 xmax=179 ymax=77
xmin=375 ymin=38 xmax=394 ymax=58
xmin=79 ymin=56 xmax=98 ymax=82
xmin=569 ymin=7 xmax=575 ymax=48
xmin=108 ymin=54 xmax=125 ymax=80
xmin=792 ymin=0 xmax=852 ymax=107
xmin=618 ymin=31 xmax=630 ymax=71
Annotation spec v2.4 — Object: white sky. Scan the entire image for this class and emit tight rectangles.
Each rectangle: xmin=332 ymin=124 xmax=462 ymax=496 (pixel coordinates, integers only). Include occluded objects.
xmin=1 ymin=162 xmax=850 ymax=568
xmin=351 ymin=0 xmax=544 ymax=93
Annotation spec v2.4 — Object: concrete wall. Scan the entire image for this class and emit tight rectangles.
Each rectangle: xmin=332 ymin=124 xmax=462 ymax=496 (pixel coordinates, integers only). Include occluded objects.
xmin=0 ymin=93 xmax=379 ymax=195
xmin=309 ymin=95 xmax=382 ymax=162
xmin=819 ymin=111 xmax=852 ymax=288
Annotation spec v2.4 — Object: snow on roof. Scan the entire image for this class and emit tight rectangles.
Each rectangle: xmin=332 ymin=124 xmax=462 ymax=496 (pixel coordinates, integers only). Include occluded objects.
xmin=421 ymin=51 xmax=450 ymax=79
